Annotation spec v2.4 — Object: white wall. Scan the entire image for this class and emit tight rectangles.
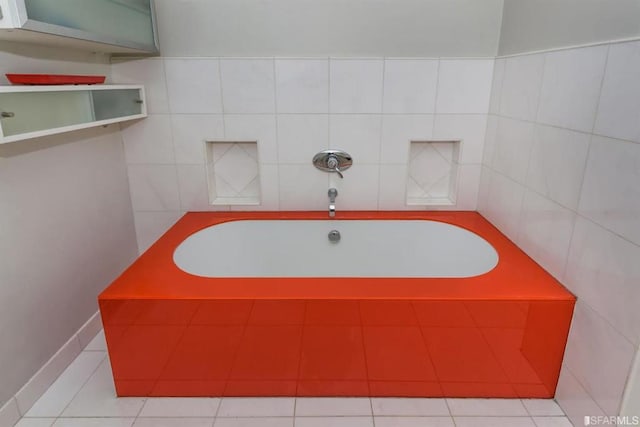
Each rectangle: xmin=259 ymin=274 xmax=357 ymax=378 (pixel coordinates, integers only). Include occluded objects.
xmin=480 ymin=39 xmax=640 ymax=425
xmin=154 ymin=0 xmax=504 ymax=57
xmin=499 ymin=0 xmax=640 ymax=55
xmin=0 ymin=42 xmax=138 ymax=408
xmin=112 ymin=56 xmax=493 ymax=252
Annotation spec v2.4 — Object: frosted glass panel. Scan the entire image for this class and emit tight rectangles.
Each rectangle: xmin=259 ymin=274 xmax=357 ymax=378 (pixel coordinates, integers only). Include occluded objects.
xmin=92 ymin=89 xmax=142 ymax=121
xmin=24 ymin=0 xmax=155 ymax=47
xmin=0 ymin=91 xmax=93 ymax=137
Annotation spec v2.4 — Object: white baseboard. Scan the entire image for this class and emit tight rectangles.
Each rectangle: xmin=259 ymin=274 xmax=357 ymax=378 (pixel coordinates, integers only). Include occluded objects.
xmin=0 ymin=398 xmax=21 ymax=427
xmin=6 ymin=311 xmax=102 ymax=421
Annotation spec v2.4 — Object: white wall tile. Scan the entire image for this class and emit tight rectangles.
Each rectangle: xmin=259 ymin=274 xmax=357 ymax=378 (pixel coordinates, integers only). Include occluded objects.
xmin=127 ymin=164 xmax=181 ymax=211
xmin=275 ymin=59 xmax=329 ymax=113
xmin=277 ymin=115 xmax=329 ymax=164
xmin=378 ymin=165 xmax=410 ymax=210
xmin=329 ymin=164 xmax=379 ymax=210
xmin=133 ymin=211 xmax=184 ymax=254
xmin=329 ymin=115 xmax=382 ymax=164
xmin=499 ymin=53 xmax=545 ymax=121
xmin=380 ymin=115 xmax=434 ymax=165
xmin=164 ymin=59 xmax=223 ymax=114
xmin=578 ymin=136 xmax=640 ymax=246
xmin=230 ymin=164 xmax=279 ymax=211
xmin=455 ymin=164 xmax=481 ymax=210
xmin=482 ymin=115 xmax=498 ymax=165
xmin=564 ymin=217 xmax=640 ymax=346
xmin=516 ymin=190 xmax=576 ymax=279
xmin=484 ymin=171 xmax=525 ymax=242
xmin=594 ymin=41 xmax=640 ymax=143
xmin=278 ymin=165 xmax=328 ymax=210
xmin=563 ymin=301 xmax=635 ymax=416
xmin=491 ymin=117 xmax=535 ymax=184
xmin=220 ymin=59 xmax=276 ymax=113
xmin=436 ymin=60 xmax=494 ymax=114
xmin=176 ymin=164 xmax=211 ymax=211
xmin=330 ymin=59 xmax=384 ymax=113
xmin=526 ymin=125 xmax=590 ymax=211
xmin=121 ymin=115 xmax=175 ymax=164
xmin=111 ymin=59 xmax=169 ymax=114
xmin=555 ymin=365 xmax=606 ymax=427
xmin=477 ymin=166 xmax=492 ymax=215
xmin=434 ymin=114 xmax=487 ymax=164
xmin=382 ymin=59 xmax=438 ymax=113
xmin=171 ymin=115 xmax=225 ymax=164
xmin=489 ymin=58 xmax=505 ymax=115
xmin=537 ymin=46 xmax=608 ymax=132
xmin=224 ymin=115 xmax=278 ymax=164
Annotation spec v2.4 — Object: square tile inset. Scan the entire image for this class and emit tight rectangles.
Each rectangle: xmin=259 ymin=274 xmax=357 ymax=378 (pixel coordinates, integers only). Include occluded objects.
xmin=205 ymin=141 xmax=261 ymax=205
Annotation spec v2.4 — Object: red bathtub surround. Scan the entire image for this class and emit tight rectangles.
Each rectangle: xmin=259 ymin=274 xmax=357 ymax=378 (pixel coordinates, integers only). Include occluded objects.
xmin=99 ymin=211 xmax=575 ymax=398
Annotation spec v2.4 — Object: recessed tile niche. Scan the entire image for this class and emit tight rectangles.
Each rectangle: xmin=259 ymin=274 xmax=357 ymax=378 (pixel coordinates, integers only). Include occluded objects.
xmin=407 ymin=140 xmax=460 ymax=205
xmin=205 ymin=141 xmax=261 ymax=205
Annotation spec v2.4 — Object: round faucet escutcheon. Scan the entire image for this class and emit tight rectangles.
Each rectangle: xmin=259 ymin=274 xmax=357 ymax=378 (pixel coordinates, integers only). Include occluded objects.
xmin=328 ymin=230 xmax=341 ymax=243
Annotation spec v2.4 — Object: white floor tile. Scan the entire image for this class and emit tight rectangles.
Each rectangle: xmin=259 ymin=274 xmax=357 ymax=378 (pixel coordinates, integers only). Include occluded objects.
xmin=61 ymin=359 xmax=144 ymax=417
xmin=371 ymin=398 xmax=449 ymax=416
xmin=214 ymin=418 xmax=293 ymax=427
xmin=453 ymin=417 xmax=536 ymax=427
xmin=132 ymin=418 xmax=213 ymax=427
xmin=532 ymin=417 xmax=574 ymax=427
xmin=138 ymin=398 xmax=219 ymax=417
xmin=53 ymin=419 xmax=135 ymax=427
xmin=217 ymin=398 xmax=295 ymax=417
xmin=446 ymin=399 xmax=528 ymax=416
xmin=14 ymin=418 xmax=56 ymax=427
xmin=26 ymin=351 xmax=106 ymax=417
xmin=522 ymin=399 xmax=565 ymax=416
xmin=295 ymin=398 xmax=371 ymax=416
xmin=374 ymin=417 xmax=455 ymax=427
xmin=84 ymin=330 xmax=107 ymax=351
xmin=293 ymin=417 xmax=373 ymax=427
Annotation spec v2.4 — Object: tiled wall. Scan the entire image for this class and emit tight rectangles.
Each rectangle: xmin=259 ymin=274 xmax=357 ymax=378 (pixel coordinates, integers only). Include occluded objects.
xmin=479 ymin=40 xmax=640 ymax=425
xmin=112 ymin=57 xmax=493 ymax=253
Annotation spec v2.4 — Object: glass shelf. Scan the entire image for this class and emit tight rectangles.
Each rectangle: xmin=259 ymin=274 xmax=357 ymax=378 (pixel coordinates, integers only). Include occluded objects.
xmin=0 ymin=85 xmax=146 ymax=144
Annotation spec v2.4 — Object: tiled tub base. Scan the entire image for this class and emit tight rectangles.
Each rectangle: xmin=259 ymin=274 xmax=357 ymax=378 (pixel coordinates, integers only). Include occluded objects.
xmin=99 ymin=211 xmax=575 ymax=398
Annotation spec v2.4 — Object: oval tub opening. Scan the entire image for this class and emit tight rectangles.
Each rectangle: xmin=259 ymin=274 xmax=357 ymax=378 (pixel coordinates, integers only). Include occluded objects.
xmin=173 ymin=220 xmax=499 ymax=278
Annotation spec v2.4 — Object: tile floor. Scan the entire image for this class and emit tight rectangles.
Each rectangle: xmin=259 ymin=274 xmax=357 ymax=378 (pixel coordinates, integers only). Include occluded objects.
xmin=13 ymin=330 xmax=574 ymax=427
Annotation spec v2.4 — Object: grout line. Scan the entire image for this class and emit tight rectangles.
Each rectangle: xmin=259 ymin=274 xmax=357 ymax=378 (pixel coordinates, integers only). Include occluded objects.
xmin=56 ymin=352 xmax=108 ymax=419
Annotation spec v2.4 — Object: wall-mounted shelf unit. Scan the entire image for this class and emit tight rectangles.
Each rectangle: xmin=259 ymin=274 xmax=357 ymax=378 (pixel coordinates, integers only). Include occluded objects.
xmin=0 ymin=84 xmax=146 ymax=144
xmin=0 ymin=0 xmax=159 ymax=54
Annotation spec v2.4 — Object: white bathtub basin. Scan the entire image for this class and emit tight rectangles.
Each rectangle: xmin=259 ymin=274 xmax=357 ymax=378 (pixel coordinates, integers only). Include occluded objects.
xmin=173 ymin=220 xmax=499 ymax=278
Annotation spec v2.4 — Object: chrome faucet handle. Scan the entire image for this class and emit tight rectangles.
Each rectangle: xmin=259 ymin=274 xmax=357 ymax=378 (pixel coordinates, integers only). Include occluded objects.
xmin=328 ymin=188 xmax=338 ymax=202
xmin=327 ymin=155 xmax=344 ymax=178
